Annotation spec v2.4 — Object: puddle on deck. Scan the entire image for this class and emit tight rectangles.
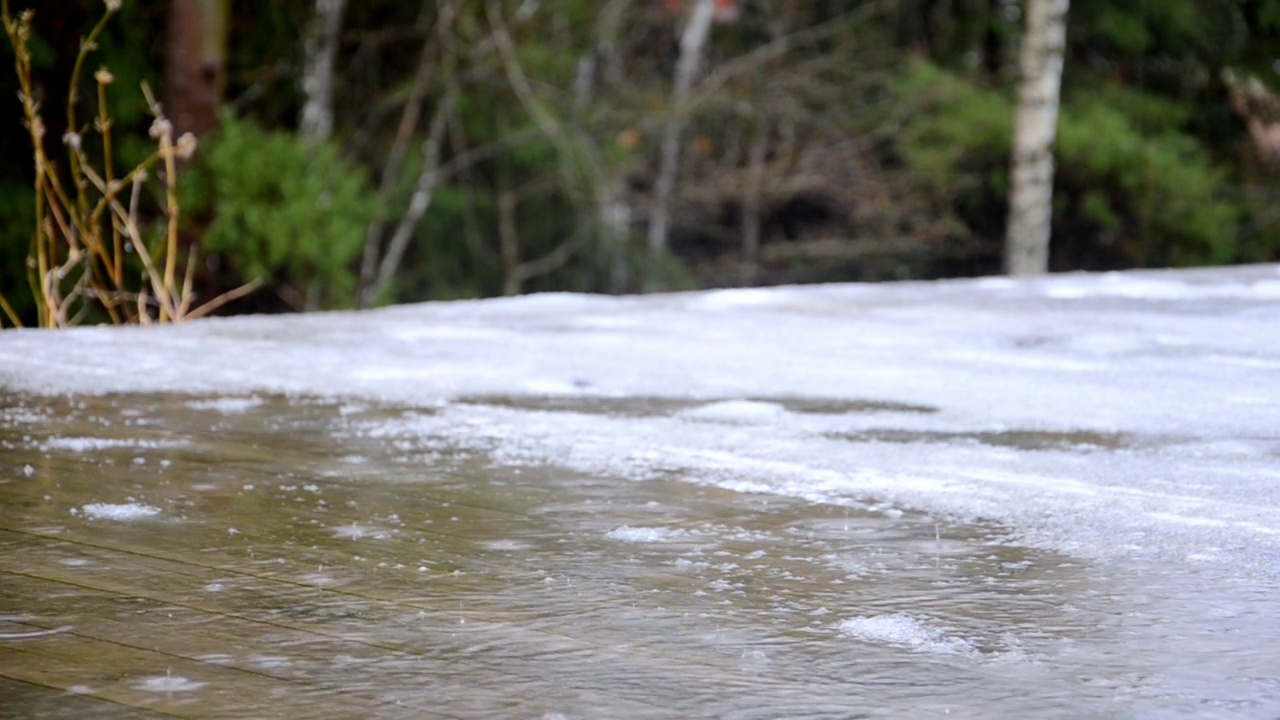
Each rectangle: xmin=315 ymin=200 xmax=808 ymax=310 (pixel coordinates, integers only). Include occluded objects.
xmin=455 ymin=394 xmax=938 ymax=418
xmin=1 ymin=393 xmax=1277 ymax=718
xmin=826 ymin=428 xmax=1132 ymax=452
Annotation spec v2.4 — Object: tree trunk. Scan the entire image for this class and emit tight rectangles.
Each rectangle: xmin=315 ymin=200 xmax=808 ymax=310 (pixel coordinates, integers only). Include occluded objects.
xmin=1003 ymin=0 xmax=1068 ymax=276
xmin=164 ymin=0 xmax=229 ymax=139
xmin=589 ymin=0 xmax=633 ymax=293
xmin=647 ymin=0 xmax=716 ymax=262
xmin=358 ymin=1 xmax=441 ymax=306
xmin=299 ymin=0 xmax=347 ymax=142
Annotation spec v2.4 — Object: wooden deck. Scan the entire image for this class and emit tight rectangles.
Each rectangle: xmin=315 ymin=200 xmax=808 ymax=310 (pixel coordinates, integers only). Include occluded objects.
xmin=1 ymin=392 xmax=1077 ymax=718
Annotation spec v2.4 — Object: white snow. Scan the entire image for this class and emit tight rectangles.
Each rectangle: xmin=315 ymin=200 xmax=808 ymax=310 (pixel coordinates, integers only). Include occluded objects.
xmin=185 ymin=396 xmax=263 ymax=413
xmin=606 ymin=526 xmax=699 ymax=543
xmin=330 ymin=523 xmax=393 ymax=540
xmin=135 ymin=675 xmax=206 ymax=693
xmin=836 ymin=614 xmax=979 ymax=657
xmin=678 ymin=400 xmax=788 ymax=423
xmin=483 ymin=539 xmax=534 ymax=552
xmin=79 ymin=503 xmax=161 ymax=520
xmin=40 ymin=437 xmax=185 ymax=452
xmin=2 ymin=265 xmax=1278 ymax=578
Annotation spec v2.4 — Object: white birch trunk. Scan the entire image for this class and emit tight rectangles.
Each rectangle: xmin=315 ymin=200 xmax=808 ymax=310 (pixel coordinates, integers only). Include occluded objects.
xmin=647 ymin=0 xmax=716 ymax=259
xmin=299 ymin=0 xmax=347 ymax=142
xmin=1003 ymin=0 xmax=1068 ymax=276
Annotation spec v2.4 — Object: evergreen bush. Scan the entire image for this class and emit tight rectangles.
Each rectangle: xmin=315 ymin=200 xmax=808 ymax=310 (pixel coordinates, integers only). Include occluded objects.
xmin=895 ymin=61 xmax=1244 ymax=269
xmin=186 ymin=115 xmax=378 ymax=309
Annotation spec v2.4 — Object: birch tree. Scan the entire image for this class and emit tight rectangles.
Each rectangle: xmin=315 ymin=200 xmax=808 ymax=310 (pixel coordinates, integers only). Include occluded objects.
xmin=299 ymin=0 xmax=347 ymax=142
xmin=647 ymin=0 xmax=716 ymax=260
xmin=1003 ymin=0 xmax=1068 ymax=276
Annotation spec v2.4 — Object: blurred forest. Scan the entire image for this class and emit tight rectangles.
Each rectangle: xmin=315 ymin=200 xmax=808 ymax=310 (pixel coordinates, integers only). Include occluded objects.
xmin=2 ymin=0 xmax=1279 ymax=323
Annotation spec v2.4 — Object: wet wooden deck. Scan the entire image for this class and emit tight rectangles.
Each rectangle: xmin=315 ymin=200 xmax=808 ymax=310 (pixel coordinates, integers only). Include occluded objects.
xmin=0 ymin=392 xmax=1080 ymax=718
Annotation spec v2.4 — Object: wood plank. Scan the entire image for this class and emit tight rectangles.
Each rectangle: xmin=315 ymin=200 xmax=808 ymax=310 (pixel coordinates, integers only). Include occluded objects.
xmin=0 ymin=634 xmax=431 ymax=719
xmin=0 ymin=544 xmax=723 ymax=718
xmin=0 ymin=676 xmax=180 ymax=719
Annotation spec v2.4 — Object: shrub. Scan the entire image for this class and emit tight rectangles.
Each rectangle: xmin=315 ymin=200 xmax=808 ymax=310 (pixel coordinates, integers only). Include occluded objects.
xmin=186 ymin=115 xmax=378 ymax=310
xmin=894 ymin=61 xmax=1244 ymax=270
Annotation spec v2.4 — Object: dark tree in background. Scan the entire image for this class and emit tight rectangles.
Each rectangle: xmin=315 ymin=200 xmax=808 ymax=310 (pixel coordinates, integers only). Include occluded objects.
xmin=1 ymin=0 xmax=1278 ymax=324
xmin=164 ymin=0 xmax=228 ymax=138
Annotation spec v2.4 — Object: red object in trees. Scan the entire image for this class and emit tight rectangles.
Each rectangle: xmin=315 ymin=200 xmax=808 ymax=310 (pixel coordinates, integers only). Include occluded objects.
xmin=663 ymin=0 xmax=741 ymax=23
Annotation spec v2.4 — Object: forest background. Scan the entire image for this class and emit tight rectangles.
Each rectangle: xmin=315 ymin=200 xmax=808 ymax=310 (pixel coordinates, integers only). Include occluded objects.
xmin=2 ymin=0 xmax=1278 ymax=324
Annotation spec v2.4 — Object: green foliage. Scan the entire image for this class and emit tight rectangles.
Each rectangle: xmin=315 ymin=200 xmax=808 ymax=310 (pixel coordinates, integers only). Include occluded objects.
xmin=1056 ymin=97 xmax=1241 ymax=266
xmin=894 ymin=61 xmax=1245 ymax=268
xmin=895 ymin=61 xmax=1011 ymax=187
xmin=186 ymin=115 xmax=378 ymax=309
xmin=390 ymin=183 xmax=498 ymax=303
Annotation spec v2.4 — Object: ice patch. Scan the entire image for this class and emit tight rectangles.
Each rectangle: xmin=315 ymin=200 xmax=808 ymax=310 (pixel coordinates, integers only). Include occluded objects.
xmin=0 ymin=625 xmax=72 ymax=639
xmin=836 ymin=614 xmax=978 ymax=657
xmin=691 ymin=287 xmax=780 ymax=310
xmin=41 ymin=437 xmax=185 ymax=452
xmin=1040 ymin=274 xmax=1280 ymax=301
xmin=250 ymin=655 xmax=291 ymax=669
xmin=185 ymin=397 xmax=263 ymax=413
xmin=679 ymin=400 xmax=787 ymax=424
xmin=483 ymin=539 xmax=533 ymax=552
xmin=330 ymin=523 xmax=393 ymax=540
xmin=607 ymin=526 xmax=698 ymax=543
xmin=302 ymin=572 xmax=341 ymax=587
xmin=136 ymin=675 xmax=206 ymax=692
xmin=80 ymin=502 xmax=160 ymax=520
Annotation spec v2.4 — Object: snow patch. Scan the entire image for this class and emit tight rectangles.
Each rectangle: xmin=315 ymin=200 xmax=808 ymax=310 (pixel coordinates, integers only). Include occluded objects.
xmin=836 ymin=614 xmax=978 ymax=657
xmin=135 ymin=675 xmax=206 ymax=692
xmin=691 ymin=287 xmax=780 ymax=310
xmin=80 ymin=502 xmax=160 ymax=520
xmin=330 ymin=523 xmax=394 ymax=540
xmin=679 ymin=400 xmax=788 ymax=424
xmin=186 ymin=397 xmax=263 ymax=413
xmin=607 ymin=526 xmax=698 ymax=543
xmin=41 ymin=437 xmax=185 ymax=452
xmin=483 ymin=539 xmax=533 ymax=552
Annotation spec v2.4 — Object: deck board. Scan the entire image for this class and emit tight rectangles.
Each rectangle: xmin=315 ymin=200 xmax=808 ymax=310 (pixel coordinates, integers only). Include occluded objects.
xmin=0 ymin=391 xmax=1034 ymax=718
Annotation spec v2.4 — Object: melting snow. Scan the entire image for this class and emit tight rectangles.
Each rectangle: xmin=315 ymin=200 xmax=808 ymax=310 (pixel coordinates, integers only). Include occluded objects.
xmin=330 ymin=523 xmax=393 ymax=540
xmin=483 ymin=539 xmax=534 ymax=552
xmin=185 ymin=396 xmax=263 ymax=413
xmin=679 ymin=400 xmax=788 ymax=423
xmin=1 ymin=265 xmax=1278 ymax=578
xmin=40 ymin=437 xmax=184 ymax=452
xmin=135 ymin=675 xmax=207 ymax=693
xmin=837 ymin=614 xmax=979 ymax=657
xmin=607 ymin=526 xmax=699 ymax=543
xmin=79 ymin=503 xmax=160 ymax=520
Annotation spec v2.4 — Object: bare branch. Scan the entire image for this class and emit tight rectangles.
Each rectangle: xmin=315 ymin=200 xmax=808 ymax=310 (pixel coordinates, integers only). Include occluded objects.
xmin=365 ymin=90 xmax=456 ymax=306
xmin=359 ymin=1 xmax=448 ymax=302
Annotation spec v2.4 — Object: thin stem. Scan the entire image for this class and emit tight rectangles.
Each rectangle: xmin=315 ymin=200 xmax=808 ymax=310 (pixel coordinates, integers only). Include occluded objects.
xmin=66 ymin=5 xmax=116 ymax=228
xmin=0 ymin=291 xmax=21 ymax=328
xmin=98 ymin=75 xmax=122 ymax=288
